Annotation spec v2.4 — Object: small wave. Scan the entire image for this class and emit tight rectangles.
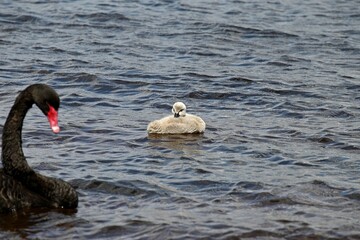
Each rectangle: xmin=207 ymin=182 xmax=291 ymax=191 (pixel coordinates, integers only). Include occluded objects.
xmin=218 ymin=23 xmax=299 ymax=38
xmin=72 ymin=12 xmax=129 ymax=22
xmin=71 ymin=179 xmax=166 ymax=199
xmin=266 ymin=61 xmax=292 ymax=67
xmin=187 ymin=90 xmax=237 ymax=100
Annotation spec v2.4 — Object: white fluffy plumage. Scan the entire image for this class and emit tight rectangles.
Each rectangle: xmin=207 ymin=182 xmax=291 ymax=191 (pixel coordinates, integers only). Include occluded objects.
xmin=147 ymin=102 xmax=206 ymax=134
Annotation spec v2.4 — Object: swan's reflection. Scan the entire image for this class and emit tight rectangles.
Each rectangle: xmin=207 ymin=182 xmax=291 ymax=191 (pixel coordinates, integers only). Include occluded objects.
xmin=0 ymin=208 xmax=77 ymax=235
xmin=147 ymin=134 xmax=205 ymax=155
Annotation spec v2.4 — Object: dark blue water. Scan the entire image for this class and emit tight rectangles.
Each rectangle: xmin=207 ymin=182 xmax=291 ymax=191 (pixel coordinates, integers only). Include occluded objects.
xmin=1 ymin=0 xmax=360 ymax=239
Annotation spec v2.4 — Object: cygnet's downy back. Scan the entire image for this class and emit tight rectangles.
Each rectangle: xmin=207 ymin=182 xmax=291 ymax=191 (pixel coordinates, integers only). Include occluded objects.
xmin=147 ymin=102 xmax=205 ymax=134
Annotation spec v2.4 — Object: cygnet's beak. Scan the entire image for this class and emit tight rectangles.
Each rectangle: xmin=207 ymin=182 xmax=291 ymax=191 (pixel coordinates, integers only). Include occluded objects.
xmin=174 ymin=113 xmax=180 ymax=118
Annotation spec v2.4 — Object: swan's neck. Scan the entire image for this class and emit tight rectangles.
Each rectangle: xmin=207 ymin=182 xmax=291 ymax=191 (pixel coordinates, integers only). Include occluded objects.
xmin=2 ymin=90 xmax=34 ymax=177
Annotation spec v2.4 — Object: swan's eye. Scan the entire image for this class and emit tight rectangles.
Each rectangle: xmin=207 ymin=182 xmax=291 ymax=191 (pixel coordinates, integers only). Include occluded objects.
xmin=179 ymin=109 xmax=184 ymax=112
xmin=45 ymin=100 xmax=59 ymax=111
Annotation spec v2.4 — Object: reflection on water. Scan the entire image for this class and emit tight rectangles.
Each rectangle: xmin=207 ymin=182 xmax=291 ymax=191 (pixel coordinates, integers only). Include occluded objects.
xmin=147 ymin=133 xmax=205 ymax=154
xmin=0 ymin=209 xmax=77 ymax=238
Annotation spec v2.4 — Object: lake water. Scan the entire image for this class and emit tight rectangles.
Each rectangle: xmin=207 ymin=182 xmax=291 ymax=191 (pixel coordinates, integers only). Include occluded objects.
xmin=0 ymin=0 xmax=359 ymax=239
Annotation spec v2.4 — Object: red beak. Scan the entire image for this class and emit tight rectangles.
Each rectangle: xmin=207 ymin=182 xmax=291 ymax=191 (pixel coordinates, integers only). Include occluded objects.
xmin=47 ymin=105 xmax=60 ymax=133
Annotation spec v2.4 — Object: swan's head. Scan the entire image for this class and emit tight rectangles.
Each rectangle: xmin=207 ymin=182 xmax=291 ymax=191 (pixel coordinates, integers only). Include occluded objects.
xmin=172 ymin=102 xmax=186 ymax=118
xmin=30 ymin=84 xmax=60 ymax=133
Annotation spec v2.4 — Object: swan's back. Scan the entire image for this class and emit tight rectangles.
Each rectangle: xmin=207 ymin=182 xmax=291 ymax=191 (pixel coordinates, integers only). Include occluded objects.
xmin=0 ymin=168 xmax=78 ymax=213
xmin=147 ymin=113 xmax=205 ymax=134
xmin=0 ymin=170 xmax=50 ymax=212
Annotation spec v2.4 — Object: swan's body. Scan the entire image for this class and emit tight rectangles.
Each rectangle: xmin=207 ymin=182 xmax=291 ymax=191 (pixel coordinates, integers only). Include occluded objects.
xmin=147 ymin=102 xmax=205 ymax=134
xmin=0 ymin=84 xmax=78 ymax=213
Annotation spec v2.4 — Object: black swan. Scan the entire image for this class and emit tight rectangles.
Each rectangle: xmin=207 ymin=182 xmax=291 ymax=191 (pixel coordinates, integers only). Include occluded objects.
xmin=0 ymin=84 xmax=78 ymax=213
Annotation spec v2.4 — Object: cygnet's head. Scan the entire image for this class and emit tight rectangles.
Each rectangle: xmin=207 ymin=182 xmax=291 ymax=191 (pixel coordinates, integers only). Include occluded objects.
xmin=172 ymin=102 xmax=186 ymax=118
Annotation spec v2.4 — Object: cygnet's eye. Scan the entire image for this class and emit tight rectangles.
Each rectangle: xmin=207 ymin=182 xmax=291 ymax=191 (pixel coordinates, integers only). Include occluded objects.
xmin=179 ymin=109 xmax=184 ymax=112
